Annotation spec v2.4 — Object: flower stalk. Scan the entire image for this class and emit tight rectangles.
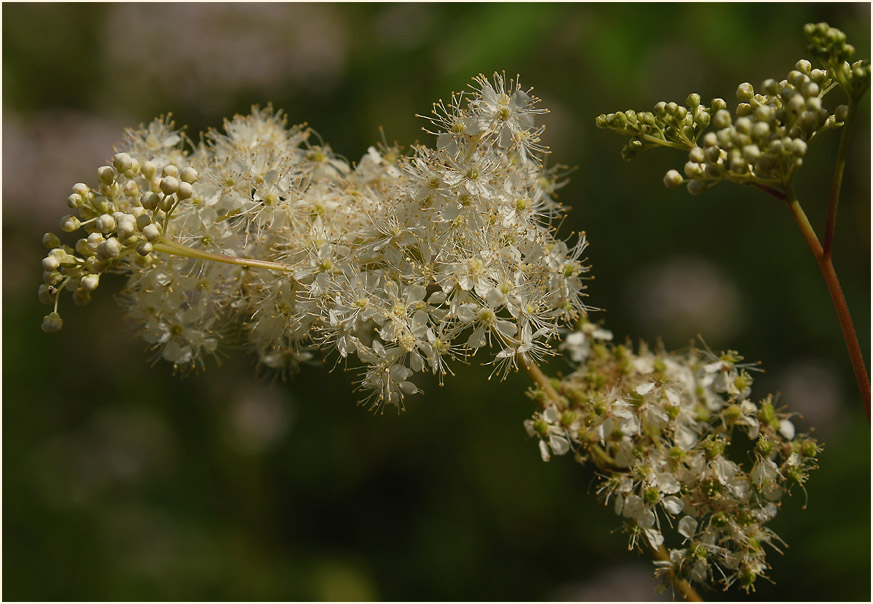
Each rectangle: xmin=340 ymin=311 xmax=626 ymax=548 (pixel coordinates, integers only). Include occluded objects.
xmin=785 ymin=185 xmax=871 ymax=418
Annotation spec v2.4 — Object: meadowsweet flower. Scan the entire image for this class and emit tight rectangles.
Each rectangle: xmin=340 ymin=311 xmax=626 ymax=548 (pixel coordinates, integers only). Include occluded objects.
xmin=526 ymin=326 xmax=820 ymax=593
xmin=40 ymin=74 xmax=590 ymax=411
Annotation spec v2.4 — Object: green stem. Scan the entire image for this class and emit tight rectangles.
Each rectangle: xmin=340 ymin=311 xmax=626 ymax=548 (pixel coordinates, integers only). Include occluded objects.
xmin=823 ymin=99 xmax=857 ymax=259
xmin=784 ymin=185 xmax=871 ymax=419
xmin=152 ymin=239 xmax=298 ymax=273
xmin=639 ymin=133 xmax=690 ymax=151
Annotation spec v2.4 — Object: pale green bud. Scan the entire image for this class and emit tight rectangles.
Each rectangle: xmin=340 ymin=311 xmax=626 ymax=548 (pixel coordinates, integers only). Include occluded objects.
xmin=42 ymin=232 xmax=61 ymax=249
xmin=736 ymin=82 xmax=754 ymax=101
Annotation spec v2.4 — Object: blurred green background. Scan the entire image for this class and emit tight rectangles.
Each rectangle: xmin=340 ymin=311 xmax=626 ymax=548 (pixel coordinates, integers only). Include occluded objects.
xmin=3 ymin=3 xmax=870 ymax=601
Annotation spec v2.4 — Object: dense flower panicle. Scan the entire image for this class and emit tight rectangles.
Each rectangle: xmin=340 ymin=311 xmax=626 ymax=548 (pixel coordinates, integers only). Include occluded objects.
xmin=39 ymin=73 xmax=590 ymax=410
xmin=529 ymin=320 xmax=820 ymax=593
xmin=595 ymin=22 xmax=870 ymax=195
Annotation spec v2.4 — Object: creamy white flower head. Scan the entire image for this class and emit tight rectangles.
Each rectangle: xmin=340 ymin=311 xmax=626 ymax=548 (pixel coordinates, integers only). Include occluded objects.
xmin=41 ymin=78 xmax=589 ymax=412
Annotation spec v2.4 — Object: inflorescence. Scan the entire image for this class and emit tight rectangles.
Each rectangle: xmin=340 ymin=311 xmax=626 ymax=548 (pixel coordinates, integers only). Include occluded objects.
xmin=529 ymin=319 xmax=820 ymax=594
xmin=39 ymin=73 xmax=590 ymax=411
xmin=595 ymin=22 xmax=870 ymax=196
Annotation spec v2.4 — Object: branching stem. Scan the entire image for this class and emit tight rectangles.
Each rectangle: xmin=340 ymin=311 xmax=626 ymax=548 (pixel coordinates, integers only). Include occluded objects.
xmin=152 ymin=239 xmax=298 ymax=273
xmin=823 ymin=99 xmax=857 ymax=259
xmin=784 ymin=185 xmax=871 ymax=419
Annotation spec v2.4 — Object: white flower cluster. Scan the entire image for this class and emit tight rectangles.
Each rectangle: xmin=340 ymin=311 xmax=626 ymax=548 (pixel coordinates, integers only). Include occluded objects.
xmin=525 ymin=320 xmax=820 ymax=593
xmin=39 ymin=73 xmax=590 ymax=410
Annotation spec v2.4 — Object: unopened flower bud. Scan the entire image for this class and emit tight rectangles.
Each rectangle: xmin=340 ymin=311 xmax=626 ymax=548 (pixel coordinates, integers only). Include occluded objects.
xmin=180 ymin=167 xmax=199 ymax=184
xmin=141 ymin=160 xmax=157 ymax=179
xmin=177 ymin=182 xmax=193 ymax=199
xmin=141 ymin=191 xmax=160 ymax=210
xmin=736 ymin=82 xmax=754 ymax=101
xmin=113 ymin=152 xmax=133 ymax=173
xmin=835 ymin=104 xmax=849 ymax=122
xmin=136 ymin=240 xmax=153 ymax=256
xmin=41 ymin=312 xmax=64 ymax=333
xmin=42 ymin=232 xmax=61 ymax=249
xmin=687 ymin=179 xmax=706 ymax=195
xmin=684 ymin=161 xmax=703 ymax=178
xmin=663 ymin=169 xmax=683 ymax=189
xmin=96 ymin=213 xmax=116 ymax=233
xmin=742 ymin=144 xmax=761 ymax=163
xmin=162 ymin=164 xmax=179 ymax=178
xmin=42 ymin=254 xmax=60 ymax=271
xmin=38 ymin=284 xmax=55 ymax=305
xmin=117 ymin=219 xmax=136 ymax=240
xmin=142 ymin=224 xmax=161 ymax=242
xmin=160 ymin=176 xmax=180 ymax=195
xmin=97 ymin=165 xmax=116 ymax=185
xmin=713 ymin=110 xmax=731 ymax=129
xmin=67 ymin=193 xmax=83 ymax=208
xmin=60 ymin=215 xmax=81 ymax=232
xmin=80 ymin=274 xmax=100 ymax=291
xmin=97 ymin=237 xmax=122 ymax=260
xmin=686 ymin=93 xmax=701 ymax=108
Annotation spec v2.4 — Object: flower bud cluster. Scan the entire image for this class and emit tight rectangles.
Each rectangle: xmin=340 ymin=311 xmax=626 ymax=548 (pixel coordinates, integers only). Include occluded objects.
xmin=804 ymin=22 xmax=871 ymax=99
xmin=594 ymin=93 xmax=712 ymax=160
xmin=39 ymin=133 xmax=195 ymax=333
xmin=596 ymin=22 xmax=867 ymax=196
xmin=526 ymin=320 xmax=819 ymax=593
xmin=41 ymin=74 xmax=590 ymax=410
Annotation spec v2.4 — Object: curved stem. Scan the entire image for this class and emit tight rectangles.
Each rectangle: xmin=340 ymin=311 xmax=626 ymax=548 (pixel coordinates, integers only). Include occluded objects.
xmin=650 ymin=544 xmax=703 ymax=602
xmin=784 ymin=185 xmax=871 ymax=419
xmin=518 ymin=353 xmax=563 ymax=405
xmin=152 ymin=239 xmax=298 ymax=273
xmin=823 ymin=99 xmax=857 ymax=259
